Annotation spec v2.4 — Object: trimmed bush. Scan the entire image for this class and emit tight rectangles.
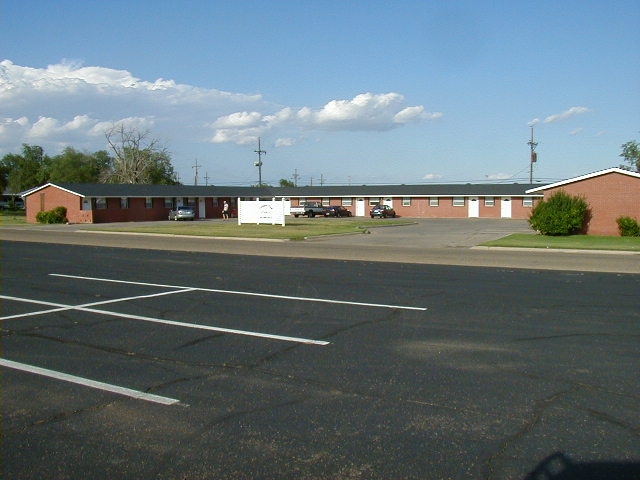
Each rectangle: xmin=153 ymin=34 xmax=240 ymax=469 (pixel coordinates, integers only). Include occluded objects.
xmin=36 ymin=206 xmax=68 ymax=224
xmin=617 ymin=216 xmax=640 ymax=237
xmin=529 ymin=191 xmax=589 ymax=236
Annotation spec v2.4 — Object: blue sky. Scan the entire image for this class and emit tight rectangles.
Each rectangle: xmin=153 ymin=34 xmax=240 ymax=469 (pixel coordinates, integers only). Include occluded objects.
xmin=1 ymin=0 xmax=638 ymax=186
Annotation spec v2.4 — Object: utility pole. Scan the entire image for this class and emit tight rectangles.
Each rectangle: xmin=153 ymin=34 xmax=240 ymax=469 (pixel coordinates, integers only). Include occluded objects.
xmin=254 ymin=137 xmax=266 ymax=187
xmin=292 ymin=169 xmax=299 ymax=187
xmin=204 ymin=171 xmax=210 ymax=186
xmin=527 ymin=126 xmax=538 ymax=183
xmin=192 ymin=159 xmax=202 ymax=186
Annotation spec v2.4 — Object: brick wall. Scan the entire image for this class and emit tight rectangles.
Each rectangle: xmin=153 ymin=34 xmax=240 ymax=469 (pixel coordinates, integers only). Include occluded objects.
xmin=543 ymin=172 xmax=640 ymax=235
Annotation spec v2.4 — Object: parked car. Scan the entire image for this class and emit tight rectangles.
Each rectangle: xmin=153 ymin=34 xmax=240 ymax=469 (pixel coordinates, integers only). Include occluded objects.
xmin=324 ymin=206 xmax=352 ymax=217
xmin=290 ymin=202 xmax=328 ymax=218
xmin=168 ymin=205 xmax=195 ymax=221
xmin=370 ymin=204 xmax=396 ymax=218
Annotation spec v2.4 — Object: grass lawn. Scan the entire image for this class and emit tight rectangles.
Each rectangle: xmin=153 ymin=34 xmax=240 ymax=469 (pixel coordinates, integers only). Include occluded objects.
xmin=482 ymin=233 xmax=640 ymax=252
xmin=0 ymin=210 xmax=27 ymax=225
xmin=89 ymin=217 xmax=415 ymax=241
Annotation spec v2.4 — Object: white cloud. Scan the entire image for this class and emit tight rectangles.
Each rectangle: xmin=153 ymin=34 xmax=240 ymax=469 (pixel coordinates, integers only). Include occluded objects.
xmin=528 ymin=106 xmax=590 ymax=127
xmin=423 ymin=173 xmax=443 ymax=180
xmin=275 ymin=137 xmax=295 ymax=147
xmin=485 ymin=172 xmax=512 ymax=180
xmin=0 ymin=59 xmax=437 ymax=158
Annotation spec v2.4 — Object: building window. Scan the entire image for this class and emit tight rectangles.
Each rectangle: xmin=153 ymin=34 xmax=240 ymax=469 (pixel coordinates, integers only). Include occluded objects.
xmin=164 ymin=198 xmax=173 ymax=208
xmin=95 ymin=198 xmax=107 ymax=209
xmin=429 ymin=197 xmax=439 ymax=207
xmin=145 ymin=197 xmax=153 ymax=208
xmin=402 ymin=197 xmax=411 ymax=207
xmin=298 ymin=197 xmax=306 ymax=205
xmin=322 ymin=197 xmax=330 ymax=206
xmin=369 ymin=198 xmax=380 ymax=206
xmin=453 ymin=197 xmax=465 ymax=207
xmin=523 ymin=198 xmax=534 ymax=207
xmin=484 ymin=197 xmax=495 ymax=207
xmin=342 ymin=198 xmax=352 ymax=207
xmin=120 ymin=197 xmax=129 ymax=209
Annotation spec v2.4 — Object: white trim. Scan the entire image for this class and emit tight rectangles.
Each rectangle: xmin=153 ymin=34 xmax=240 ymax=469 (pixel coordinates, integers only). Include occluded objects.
xmin=21 ymin=182 xmax=86 ymax=198
xmin=526 ymin=167 xmax=640 ymax=193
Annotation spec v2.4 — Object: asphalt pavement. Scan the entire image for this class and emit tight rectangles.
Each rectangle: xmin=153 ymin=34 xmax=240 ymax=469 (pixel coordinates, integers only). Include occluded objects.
xmin=1 ymin=240 xmax=639 ymax=479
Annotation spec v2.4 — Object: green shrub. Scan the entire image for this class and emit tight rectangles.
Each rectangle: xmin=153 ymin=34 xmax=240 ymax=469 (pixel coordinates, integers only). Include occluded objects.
xmin=36 ymin=206 xmax=68 ymax=224
xmin=529 ymin=191 xmax=590 ymax=236
xmin=617 ymin=216 xmax=640 ymax=237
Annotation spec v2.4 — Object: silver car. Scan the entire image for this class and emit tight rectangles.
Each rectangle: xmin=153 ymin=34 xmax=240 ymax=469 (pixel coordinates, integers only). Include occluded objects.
xmin=168 ymin=205 xmax=195 ymax=221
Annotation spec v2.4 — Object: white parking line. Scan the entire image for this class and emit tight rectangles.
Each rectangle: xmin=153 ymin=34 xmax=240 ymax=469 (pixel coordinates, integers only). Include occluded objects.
xmin=0 ymin=294 xmax=330 ymax=345
xmin=50 ymin=273 xmax=428 ymax=311
xmin=0 ymin=358 xmax=181 ymax=406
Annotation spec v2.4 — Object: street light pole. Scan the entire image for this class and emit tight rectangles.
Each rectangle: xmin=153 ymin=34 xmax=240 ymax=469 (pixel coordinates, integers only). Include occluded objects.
xmin=254 ymin=137 xmax=266 ymax=187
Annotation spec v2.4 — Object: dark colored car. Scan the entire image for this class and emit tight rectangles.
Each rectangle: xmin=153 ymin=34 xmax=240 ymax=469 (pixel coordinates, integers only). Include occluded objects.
xmin=168 ymin=205 xmax=196 ymax=221
xmin=324 ymin=206 xmax=352 ymax=217
xmin=370 ymin=204 xmax=396 ymax=218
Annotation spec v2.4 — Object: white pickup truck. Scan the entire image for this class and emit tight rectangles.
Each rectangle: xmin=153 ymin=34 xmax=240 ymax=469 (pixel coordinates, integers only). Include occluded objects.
xmin=289 ymin=202 xmax=327 ymax=217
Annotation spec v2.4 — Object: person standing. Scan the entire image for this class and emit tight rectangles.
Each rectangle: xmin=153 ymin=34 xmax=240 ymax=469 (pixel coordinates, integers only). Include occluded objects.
xmin=222 ymin=200 xmax=229 ymax=220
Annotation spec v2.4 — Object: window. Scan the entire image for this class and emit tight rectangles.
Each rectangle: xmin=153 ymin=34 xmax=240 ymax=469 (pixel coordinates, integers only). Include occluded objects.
xmin=95 ymin=198 xmax=107 ymax=209
xmin=120 ymin=197 xmax=129 ymax=209
xmin=523 ymin=198 xmax=534 ymax=207
xmin=164 ymin=198 xmax=173 ymax=208
xmin=322 ymin=197 xmax=330 ymax=206
xmin=402 ymin=197 xmax=411 ymax=207
xmin=453 ymin=197 xmax=465 ymax=207
xmin=342 ymin=198 xmax=353 ymax=207
xmin=369 ymin=198 xmax=380 ymax=206
xmin=145 ymin=197 xmax=153 ymax=208
xmin=298 ymin=198 xmax=306 ymax=205
xmin=484 ymin=197 xmax=495 ymax=207
xmin=429 ymin=197 xmax=439 ymax=207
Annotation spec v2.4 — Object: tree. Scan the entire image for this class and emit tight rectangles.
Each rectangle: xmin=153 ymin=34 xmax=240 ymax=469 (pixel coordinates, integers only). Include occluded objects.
xmin=48 ymin=147 xmax=112 ymax=183
xmin=0 ymin=144 xmax=50 ymax=193
xmin=619 ymin=139 xmax=640 ymax=172
xmin=279 ymin=178 xmax=295 ymax=187
xmin=101 ymin=124 xmax=178 ymax=184
xmin=529 ymin=191 xmax=590 ymax=236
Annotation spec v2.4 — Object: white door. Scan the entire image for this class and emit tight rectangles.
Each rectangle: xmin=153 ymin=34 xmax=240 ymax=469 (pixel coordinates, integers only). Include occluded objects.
xmin=198 ymin=198 xmax=206 ymax=218
xmin=468 ymin=197 xmax=479 ymax=217
xmin=501 ymin=197 xmax=512 ymax=218
xmin=356 ymin=198 xmax=366 ymax=216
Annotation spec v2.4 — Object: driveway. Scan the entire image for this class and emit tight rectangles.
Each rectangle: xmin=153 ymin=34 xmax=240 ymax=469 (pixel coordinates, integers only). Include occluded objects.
xmin=1 ymin=218 xmax=638 ymax=273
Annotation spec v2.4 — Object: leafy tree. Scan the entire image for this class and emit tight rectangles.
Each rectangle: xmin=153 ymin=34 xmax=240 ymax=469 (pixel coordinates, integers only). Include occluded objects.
xmin=48 ymin=147 xmax=112 ymax=183
xmin=529 ymin=190 xmax=590 ymax=236
xmin=619 ymin=139 xmax=640 ymax=172
xmin=0 ymin=144 xmax=50 ymax=193
xmin=101 ymin=124 xmax=179 ymax=184
xmin=279 ymin=178 xmax=295 ymax=187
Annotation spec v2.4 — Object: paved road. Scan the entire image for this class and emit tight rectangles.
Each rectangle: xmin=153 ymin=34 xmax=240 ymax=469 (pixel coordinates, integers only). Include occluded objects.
xmin=1 ymin=218 xmax=638 ymax=273
xmin=1 ymin=241 xmax=639 ymax=479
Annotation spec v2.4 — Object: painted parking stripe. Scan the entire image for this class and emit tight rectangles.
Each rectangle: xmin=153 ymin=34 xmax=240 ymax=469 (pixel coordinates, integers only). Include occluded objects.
xmin=0 ymin=288 xmax=196 ymax=321
xmin=0 ymin=294 xmax=329 ymax=345
xmin=0 ymin=358 xmax=181 ymax=406
xmin=50 ymin=273 xmax=428 ymax=311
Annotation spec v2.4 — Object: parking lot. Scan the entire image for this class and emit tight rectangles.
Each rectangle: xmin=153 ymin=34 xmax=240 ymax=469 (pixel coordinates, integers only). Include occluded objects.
xmin=2 ymin=238 xmax=639 ymax=479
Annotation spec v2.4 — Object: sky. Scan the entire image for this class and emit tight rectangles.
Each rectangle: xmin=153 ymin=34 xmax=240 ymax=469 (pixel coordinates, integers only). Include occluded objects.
xmin=1 ymin=0 xmax=638 ymax=186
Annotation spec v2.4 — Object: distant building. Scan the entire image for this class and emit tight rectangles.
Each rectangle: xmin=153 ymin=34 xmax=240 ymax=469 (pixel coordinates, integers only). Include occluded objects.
xmin=22 ymin=169 xmax=639 ymax=235
xmin=22 ymin=182 xmax=542 ymax=224
xmin=527 ymin=168 xmax=640 ymax=236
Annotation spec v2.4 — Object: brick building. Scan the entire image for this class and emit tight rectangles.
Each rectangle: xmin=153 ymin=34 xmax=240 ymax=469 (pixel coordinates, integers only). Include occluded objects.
xmin=526 ymin=168 xmax=640 ymax=236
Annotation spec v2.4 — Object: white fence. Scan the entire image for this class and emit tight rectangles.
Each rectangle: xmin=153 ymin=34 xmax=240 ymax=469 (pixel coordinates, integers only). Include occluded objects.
xmin=237 ymin=198 xmax=286 ymax=226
